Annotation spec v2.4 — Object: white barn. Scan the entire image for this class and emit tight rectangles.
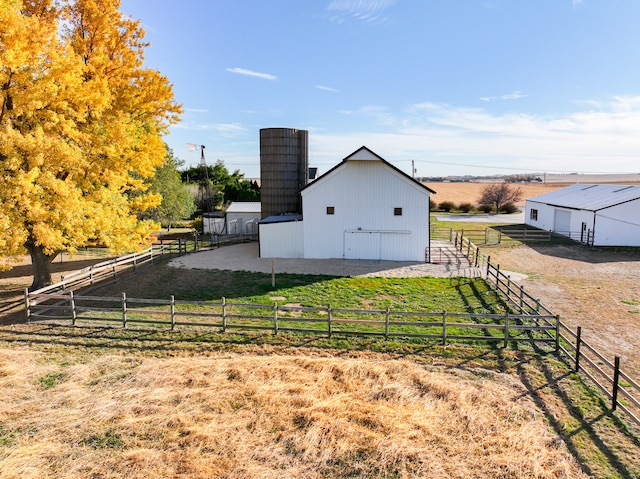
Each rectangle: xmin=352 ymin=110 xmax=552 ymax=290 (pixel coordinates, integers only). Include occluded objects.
xmin=525 ymin=184 xmax=640 ymax=246
xmin=259 ymin=146 xmax=435 ymax=261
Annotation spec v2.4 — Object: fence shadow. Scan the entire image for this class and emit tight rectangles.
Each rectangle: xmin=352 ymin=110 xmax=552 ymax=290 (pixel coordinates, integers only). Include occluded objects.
xmin=515 ymin=347 xmax=640 ymax=478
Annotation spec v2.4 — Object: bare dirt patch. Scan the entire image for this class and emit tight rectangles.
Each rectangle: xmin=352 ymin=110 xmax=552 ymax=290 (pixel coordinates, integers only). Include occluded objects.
xmin=485 ymin=244 xmax=640 ymax=378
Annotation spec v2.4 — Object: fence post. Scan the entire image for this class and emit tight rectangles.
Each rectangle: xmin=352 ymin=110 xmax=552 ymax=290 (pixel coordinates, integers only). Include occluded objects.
xmin=503 ymin=313 xmax=509 ymax=348
xmin=475 ymin=247 xmax=480 ymax=268
xmin=170 ymin=295 xmax=175 ymax=330
xmin=384 ymin=306 xmax=390 ymax=340
xmin=575 ymin=326 xmax=582 ymax=372
xmin=612 ymin=356 xmax=621 ymax=411
xmin=519 ymin=285 xmax=524 ymax=312
xmin=70 ymin=291 xmax=77 ymax=326
xmin=24 ymin=288 xmax=31 ymax=322
xmin=328 ymin=304 xmax=332 ymax=338
xmin=555 ymin=315 xmax=560 ymax=353
xmin=222 ymin=297 xmax=227 ymax=332
xmin=442 ymin=310 xmax=447 ymax=345
xmin=485 ymin=228 xmax=488 ymax=244
xmin=486 ymin=256 xmax=491 ymax=278
xmin=273 ymin=302 xmax=279 ymax=335
xmin=122 ymin=292 xmax=127 ymax=328
xmin=498 ymin=231 xmax=502 ymax=244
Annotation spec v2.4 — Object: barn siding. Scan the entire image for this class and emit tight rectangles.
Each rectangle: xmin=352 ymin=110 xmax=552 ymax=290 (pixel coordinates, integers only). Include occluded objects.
xmin=594 ymin=201 xmax=640 ymax=246
xmin=226 ymin=213 xmax=261 ymax=234
xmin=302 ymin=160 xmax=430 ymax=261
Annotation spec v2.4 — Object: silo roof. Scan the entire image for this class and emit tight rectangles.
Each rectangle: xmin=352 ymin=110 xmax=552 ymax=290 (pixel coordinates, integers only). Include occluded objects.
xmin=527 ymin=184 xmax=640 ymax=211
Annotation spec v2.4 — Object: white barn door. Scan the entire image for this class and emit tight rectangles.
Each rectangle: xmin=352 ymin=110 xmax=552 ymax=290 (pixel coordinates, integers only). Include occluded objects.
xmin=344 ymin=231 xmax=381 ymax=259
xmin=554 ymin=209 xmax=571 ymax=235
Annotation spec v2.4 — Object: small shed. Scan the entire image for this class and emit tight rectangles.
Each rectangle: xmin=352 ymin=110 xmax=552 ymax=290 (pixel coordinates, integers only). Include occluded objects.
xmin=225 ymin=201 xmax=261 ymax=235
xmin=525 ymin=184 xmax=640 ymax=246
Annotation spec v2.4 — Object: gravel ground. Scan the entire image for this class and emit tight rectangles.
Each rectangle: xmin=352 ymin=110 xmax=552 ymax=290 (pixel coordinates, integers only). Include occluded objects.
xmin=169 ymin=241 xmax=484 ymax=278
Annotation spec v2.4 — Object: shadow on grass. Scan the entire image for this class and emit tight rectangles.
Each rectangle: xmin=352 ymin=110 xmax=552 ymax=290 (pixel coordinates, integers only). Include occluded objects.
xmin=513 ymin=344 xmax=640 ymax=479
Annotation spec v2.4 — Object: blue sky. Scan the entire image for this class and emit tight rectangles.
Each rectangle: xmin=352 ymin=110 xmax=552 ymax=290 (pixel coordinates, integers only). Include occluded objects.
xmin=120 ymin=0 xmax=640 ymax=179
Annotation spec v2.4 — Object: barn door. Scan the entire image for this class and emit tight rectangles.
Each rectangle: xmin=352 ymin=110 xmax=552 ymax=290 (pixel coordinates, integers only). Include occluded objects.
xmin=344 ymin=231 xmax=381 ymax=260
xmin=554 ymin=209 xmax=571 ymax=235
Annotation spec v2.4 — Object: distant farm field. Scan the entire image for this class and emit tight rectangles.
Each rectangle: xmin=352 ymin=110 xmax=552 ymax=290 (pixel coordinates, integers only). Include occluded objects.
xmin=425 ymin=182 xmax=566 ymax=207
xmin=425 ymin=174 xmax=640 ymax=207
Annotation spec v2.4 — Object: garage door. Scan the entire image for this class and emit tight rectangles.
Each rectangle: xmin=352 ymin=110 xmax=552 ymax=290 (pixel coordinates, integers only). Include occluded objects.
xmin=554 ymin=209 xmax=571 ymax=234
xmin=344 ymin=231 xmax=381 ymax=260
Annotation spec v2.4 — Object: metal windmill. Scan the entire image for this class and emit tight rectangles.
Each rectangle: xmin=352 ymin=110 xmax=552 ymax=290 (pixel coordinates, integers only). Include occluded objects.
xmin=187 ymin=143 xmax=215 ymax=213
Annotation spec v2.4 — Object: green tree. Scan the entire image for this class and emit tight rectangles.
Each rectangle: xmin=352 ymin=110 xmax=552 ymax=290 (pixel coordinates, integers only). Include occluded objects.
xmin=477 ymin=182 xmax=523 ymax=213
xmin=139 ymin=149 xmax=196 ymax=229
xmin=181 ymin=160 xmax=259 ymax=211
xmin=0 ymin=0 xmax=181 ymax=289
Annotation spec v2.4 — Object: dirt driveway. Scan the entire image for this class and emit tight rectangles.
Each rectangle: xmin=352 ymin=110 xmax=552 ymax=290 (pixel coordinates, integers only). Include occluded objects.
xmin=486 ymin=244 xmax=640 ymax=379
xmin=169 ymin=241 xmax=479 ymax=278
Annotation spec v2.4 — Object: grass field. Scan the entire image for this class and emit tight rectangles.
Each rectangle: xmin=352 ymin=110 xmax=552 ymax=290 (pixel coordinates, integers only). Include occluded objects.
xmin=2 ymin=225 xmax=640 ymax=477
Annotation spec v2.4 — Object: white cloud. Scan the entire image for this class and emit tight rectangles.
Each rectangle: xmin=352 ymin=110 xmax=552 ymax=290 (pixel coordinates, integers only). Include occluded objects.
xmin=309 ymin=96 xmax=640 ymax=175
xmin=174 ymin=122 xmax=247 ymax=134
xmin=326 ymin=0 xmax=397 ymax=24
xmin=480 ymin=91 xmax=527 ymax=102
xmin=315 ymin=85 xmax=340 ymax=92
xmin=225 ymin=67 xmax=277 ymax=81
xmin=184 ymin=108 xmax=209 ymax=113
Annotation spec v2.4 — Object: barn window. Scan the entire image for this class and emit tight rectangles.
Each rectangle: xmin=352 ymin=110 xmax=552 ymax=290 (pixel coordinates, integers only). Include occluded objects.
xmin=530 ymin=209 xmax=538 ymax=221
xmin=394 ymin=207 xmax=403 ymax=216
xmin=326 ymin=206 xmax=335 ymax=215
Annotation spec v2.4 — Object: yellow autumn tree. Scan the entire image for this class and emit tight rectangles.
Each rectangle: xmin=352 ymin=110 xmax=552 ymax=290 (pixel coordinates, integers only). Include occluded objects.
xmin=0 ymin=0 xmax=181 ymax=289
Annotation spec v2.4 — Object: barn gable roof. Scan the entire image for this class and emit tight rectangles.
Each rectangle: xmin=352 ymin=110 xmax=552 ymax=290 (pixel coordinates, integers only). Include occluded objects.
xmin=301 ymin=146 xmax=436 ymax=194
xmin=527 ymin=184 xmax=640 ymax=211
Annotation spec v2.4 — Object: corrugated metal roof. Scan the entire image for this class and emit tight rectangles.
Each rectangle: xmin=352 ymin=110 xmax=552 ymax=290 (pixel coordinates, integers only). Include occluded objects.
xmin=527 ymin=184 xmax=640 ymax=211
xmin=226 ymin=201 xmax=261 ymax=214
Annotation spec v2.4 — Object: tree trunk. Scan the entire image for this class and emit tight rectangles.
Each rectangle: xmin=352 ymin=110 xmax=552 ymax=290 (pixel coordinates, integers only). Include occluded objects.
xmin=25 ymin=240 xmax=57 ymax=291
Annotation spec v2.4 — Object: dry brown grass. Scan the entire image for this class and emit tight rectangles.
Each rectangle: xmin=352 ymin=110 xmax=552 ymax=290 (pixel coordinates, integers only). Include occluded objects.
xmin=0 ymin=345 xmax=588 ymax=479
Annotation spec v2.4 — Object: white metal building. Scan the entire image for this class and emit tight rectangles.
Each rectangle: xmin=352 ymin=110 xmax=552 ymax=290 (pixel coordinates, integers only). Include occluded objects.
xmin=225 ymin=201 xmax=261 ymax=235
xmin=525 ymin=184 xmax=640 ymax=246
xmin=259 ymin=146 xmax=434 ymax=261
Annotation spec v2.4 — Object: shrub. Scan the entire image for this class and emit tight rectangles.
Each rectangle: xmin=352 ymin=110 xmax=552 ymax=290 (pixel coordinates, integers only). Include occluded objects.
xmin=499 ymin=203 xmax=519 ymax=214
xmin=191 ymin=217 xmax=203 ymax=232
xmin=438 ymin=201 xmax=455 ymax=212
xmin=458 ymin=202 xmax=473 ymax=213
xmin=429 ymin=199 xmax=437 ymax=210
xmin=478 ymin=204 xmax=493 ymax=213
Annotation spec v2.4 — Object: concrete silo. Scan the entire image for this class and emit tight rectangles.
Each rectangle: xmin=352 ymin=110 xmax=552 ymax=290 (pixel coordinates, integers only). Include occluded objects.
xmin=259 ymin=128 xmax=309 ymax=219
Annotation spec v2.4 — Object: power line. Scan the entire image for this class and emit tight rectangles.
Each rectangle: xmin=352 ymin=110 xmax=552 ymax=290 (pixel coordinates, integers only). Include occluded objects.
xmin=397 ymin=159 xmax=639 ymax=175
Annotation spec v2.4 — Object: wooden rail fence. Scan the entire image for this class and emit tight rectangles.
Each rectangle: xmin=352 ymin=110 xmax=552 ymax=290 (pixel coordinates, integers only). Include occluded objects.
xmin=26 ymin=293 xmax=558 ymax=348
xmin=23 ymin=234 xmax=640 ymax=428
xmin=452 ymin=232 xmax=640 ymax=428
